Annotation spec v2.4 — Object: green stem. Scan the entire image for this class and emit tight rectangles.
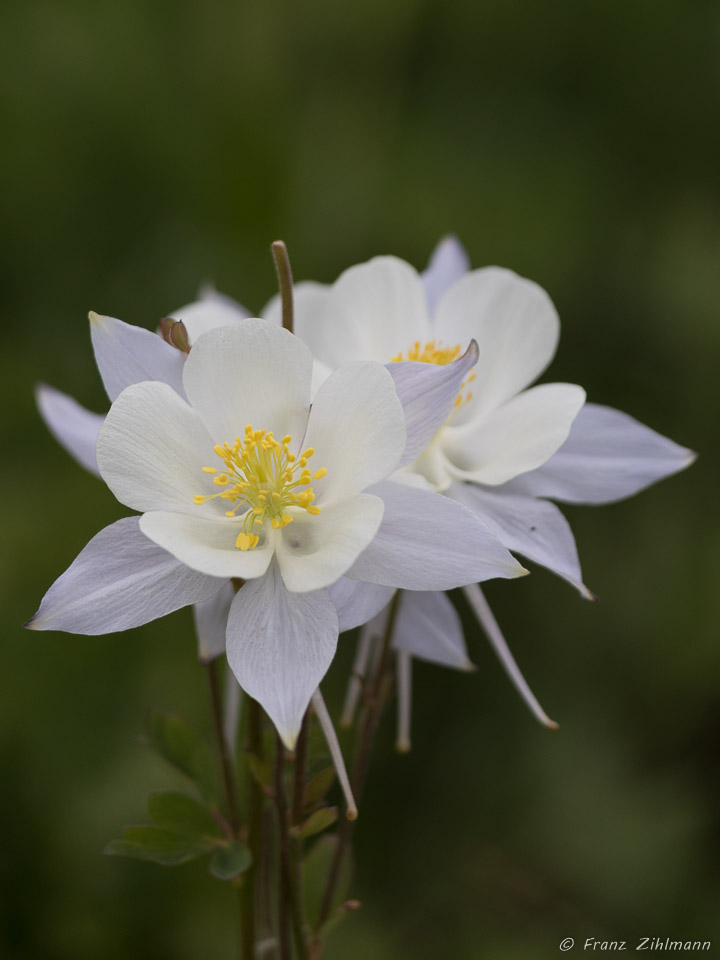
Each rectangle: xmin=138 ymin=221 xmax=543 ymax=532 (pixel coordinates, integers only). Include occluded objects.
xmin=271 ymin=240 xmax=294 ymax=334
xmin=315 ymin=592 xmax=402 ymax=933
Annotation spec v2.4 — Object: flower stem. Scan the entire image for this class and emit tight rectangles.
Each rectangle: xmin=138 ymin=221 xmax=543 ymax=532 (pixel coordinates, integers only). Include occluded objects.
xmin=206 ymin=659 xmax=241 ymax=837
xmin=271 ymin=240 xmax=294 ymax=334
xmin=274 ymin=733 xmax=309 ymax=960
xmin=315 ymin=591 xmax=402 ymax=933
xmin=242 ymin=697 xmax=263 ymax=960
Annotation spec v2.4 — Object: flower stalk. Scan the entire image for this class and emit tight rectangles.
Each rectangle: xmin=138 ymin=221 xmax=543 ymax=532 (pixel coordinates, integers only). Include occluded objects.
xmin=315 ymin=591 xmax=402 ymax=934
xmin=271 ymin=240 xmax=294 ymax=334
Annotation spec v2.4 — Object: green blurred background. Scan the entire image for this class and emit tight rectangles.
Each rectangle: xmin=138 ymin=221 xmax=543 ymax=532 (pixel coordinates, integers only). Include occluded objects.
xmin=2 ymin=0 xmax=718 ymax=956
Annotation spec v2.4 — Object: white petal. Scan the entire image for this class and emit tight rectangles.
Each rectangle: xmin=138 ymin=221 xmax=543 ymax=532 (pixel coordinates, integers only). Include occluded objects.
xmin=434 ymin=267 xmax=560 ymax=418
xmin=392 ymin=590 xmax=473 ymax=670
xmin=182 ymin=320 xmax=312 ymax=445
xmin=347 ymin=480 xmax=526 ymax=589
xmin=97 ymin=381 xmax=218 ymax=515
xmin=140 ymin=511 xmax=275 ymax=579
xmin=226 ymin=563 xmax=338 ymax=748
xmin=35 ymin=383 xmax=104 ymax=475
xmin=443 ymin=383 xmax=586 ymax=486
xmin=387 ymin=340 xmax=479 ymax=467
xmin=26 ymin=517 xmax=225 ymax=635
xmin=450 ymin=483 xmax=593 ymax=598
xmin=422 ymin=235 xmax=470 ymax=315
xmin=89 ymin=311 xmax=186 ymax=401
xmin=302 ymin=362 xmax=405 ymax=505
xmin=171 ymin=289 xmax=251 ymax=345
xmin=275 ymin=494 xmax=384 ymax=592
xmin=327 ymin=578 xmax=395 ymax=633
xmin=194 ymin=581 xmax=235 ymax=662
xmin=263 ymin=281 xmax=330 ymax=334
xmin=289 ymin=258 xmax=431 ymax=370
xmin=505 ymin=402 xmax=697 ymax=504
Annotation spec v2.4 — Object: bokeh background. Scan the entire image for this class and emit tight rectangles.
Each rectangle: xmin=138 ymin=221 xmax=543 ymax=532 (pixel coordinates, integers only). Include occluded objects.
xmin=2 ymin=1 xmax=719 ymax=957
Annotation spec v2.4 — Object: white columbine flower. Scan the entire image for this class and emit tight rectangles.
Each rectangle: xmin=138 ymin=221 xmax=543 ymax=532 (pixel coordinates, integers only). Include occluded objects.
xmin=268 ymin=238 xmax=696 ymax=741
xmin=27 ymin=319 xmax=526 ymax=747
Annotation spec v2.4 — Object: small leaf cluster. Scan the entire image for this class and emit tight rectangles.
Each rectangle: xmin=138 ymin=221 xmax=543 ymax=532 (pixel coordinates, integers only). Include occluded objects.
xmin=105 ymin=710 xmax=251 ymax=881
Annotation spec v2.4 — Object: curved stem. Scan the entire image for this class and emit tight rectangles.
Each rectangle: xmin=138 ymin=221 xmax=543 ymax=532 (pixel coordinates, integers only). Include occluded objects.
xmin=271 ymin=240 xmax=294 ymax=334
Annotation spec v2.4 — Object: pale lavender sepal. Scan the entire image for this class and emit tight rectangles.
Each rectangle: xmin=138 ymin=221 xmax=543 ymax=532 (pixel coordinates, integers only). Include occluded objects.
xmin=421 ymin=235 xmax=470 ymax=315
xmin=347 ymin=480 xmax=526 ymax=590
xmin=225 ymin=562 xmax=338 ymax=749
xmin=450 ymin=482 xmax=593 ymax=598
xmin=35 ymin=383 xmax=104 ymax=476
xmin=387 ymin=340 xmax=479 ymax=467
xmin=327 ymin=577 xmax=395 ymax=633
xmin=194 ymin=581 xmax=235 ymax=662
xmin=26 ymin=517 xmax=226 ymax=635
xmin=505 ymin=403 xmax=696 ymax=505
xmin=90 ymin=312 xmax=186 ymax=402
xmin=391 ymin=590 xmax=473 ymax=670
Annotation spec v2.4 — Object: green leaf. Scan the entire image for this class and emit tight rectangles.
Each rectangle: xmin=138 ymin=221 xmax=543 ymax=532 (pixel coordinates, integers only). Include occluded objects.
xmin=209 ymin=842 xmax=253 ymax=880
xmin=303 ymin=766 xmax=335 ymax=812
xmin=145 ymin=710 xmax=218 ymax=800
xmin=303 ymin=835 xmax=353 ymax=929
xmin=105 ymin=826 xmax=214 ymax=866
xmin=147 ymin=792 xmax=226 ymax=841
xmin=296 ymin=806 xmax=338 ymax=839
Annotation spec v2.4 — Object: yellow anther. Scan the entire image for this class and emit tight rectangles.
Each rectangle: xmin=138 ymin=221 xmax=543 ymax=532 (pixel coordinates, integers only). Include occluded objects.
xmin=195 ymin=425 xmax=327 ymax=550
xmin=392 ymin=338 xmax=475 ymax=418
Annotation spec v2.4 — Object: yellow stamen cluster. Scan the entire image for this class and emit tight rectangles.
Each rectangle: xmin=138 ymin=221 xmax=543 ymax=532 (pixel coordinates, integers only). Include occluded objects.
xmin=194 ymin=426 xmax=325 ymax=551
xmin=391 ymin=339 xmax=462 ymax=365
xmin=391 ymin=339 xmax=476 ymax=413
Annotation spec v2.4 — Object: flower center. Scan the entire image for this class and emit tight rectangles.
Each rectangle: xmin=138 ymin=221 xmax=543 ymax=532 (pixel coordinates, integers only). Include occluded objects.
xmin=194 ymin=425 xmax=325 ymax=551
xmin=391 ymin=339 xmax=475 ymax=412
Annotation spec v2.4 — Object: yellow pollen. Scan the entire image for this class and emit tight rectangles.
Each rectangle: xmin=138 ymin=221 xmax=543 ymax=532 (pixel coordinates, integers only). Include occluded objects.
xmin=391 ymin=338 xmax=475 ymax=414
xmin=194 ymin=426 xmax=326 ymax=550
xmin=391 ymin=339 xmax=462 ymax=366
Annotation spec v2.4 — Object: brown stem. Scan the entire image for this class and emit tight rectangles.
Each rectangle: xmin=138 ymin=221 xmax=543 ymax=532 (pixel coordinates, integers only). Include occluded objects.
xmin=271 ymin=240 xmax=294 ymax=334
xmin=206 ymin=660 xmax=241 ymax=837
xmin=274 ymin=736 xmax=292 ymax=960
xmin=315 ymin=591 xmax=402 ymax=932
xmin=291 ymin=713 xmax=309 ymax=826
xmin=242 ymin=697 xmax=263 ymax=960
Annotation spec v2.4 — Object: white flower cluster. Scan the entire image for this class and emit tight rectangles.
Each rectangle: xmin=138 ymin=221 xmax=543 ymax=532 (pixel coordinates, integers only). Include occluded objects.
xmin=29 ymin=238 xmax=694 ymax=748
